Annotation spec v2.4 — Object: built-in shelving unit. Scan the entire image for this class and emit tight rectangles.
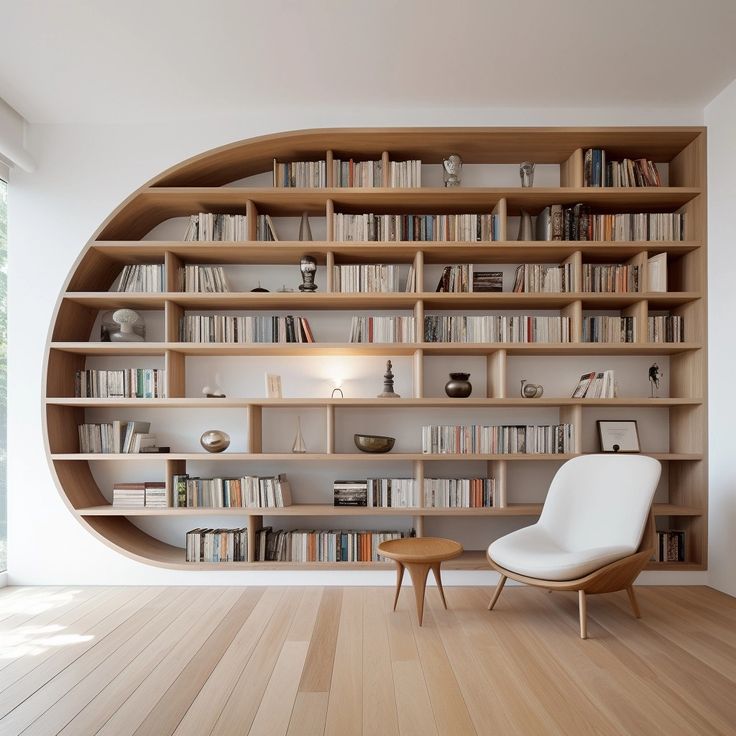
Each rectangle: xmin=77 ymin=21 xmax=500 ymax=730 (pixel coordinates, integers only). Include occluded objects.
xmin=44 ymin=127 xmax=707 ymax=571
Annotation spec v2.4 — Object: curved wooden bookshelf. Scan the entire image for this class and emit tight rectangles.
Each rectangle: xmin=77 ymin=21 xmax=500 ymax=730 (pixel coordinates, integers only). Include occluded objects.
xmin=43 ymin=126 xmax=708 ymax=571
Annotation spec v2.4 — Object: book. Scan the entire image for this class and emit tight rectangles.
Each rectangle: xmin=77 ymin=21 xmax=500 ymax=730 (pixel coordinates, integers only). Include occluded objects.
xmin=332 ymin=264 xmax=401 ymax=293
xmin=424 ymin=315 xmax=570 ymax=343
xmin=332 ymin=159 xmax=384 ymax=188
xmin=112 ymin=483 xmax=145 ymax=508
xmin=571 ymin=370 xmax=615 ymax=398
xmin=348 ymin=316 xmax=415 ymax=343
xmin=173 ymin=474 xmax=292 ymax=508
xmin=513 ymin=264 xmax=574 ymax=293
xmin=180 ymin=265 xmax=230 ymax=293
xmin=179 ymin=315 xmax=315 ymax=343
xmin=122 ymin=421 xmax=151 ymax=453
xmin=273 ymin=159 xmax=327 ymax=188
xmin=472 ymin=271 xmax=503 ymax=292
xmin=113 ymin=264 xmax=165 ymax=293
xmin=648 ymin=315 xmax=684 ymax=343
xmin=647 ymin=253 xmax=668 ymax=292
xmin=582 ymin=264 xmax=640 ymax=293
xmin=183 ymin=213 xmax=248 ymax=241
xmin=421 ymin=424 xmax=574 ymax=454
xmin=584 ymin=149 xmax=662 ymax=187
xmin=436 ymin=265 xmax=471 ymax=293
xmin=75 ymin=369 xmax=165 ymax=398
xmin=423 ymin=477 xmax=495 ymax=508
xmin=582 ymin=316 xmax=636 ymax=343
xmin=332 ymin=213 xmax=499 ymax=242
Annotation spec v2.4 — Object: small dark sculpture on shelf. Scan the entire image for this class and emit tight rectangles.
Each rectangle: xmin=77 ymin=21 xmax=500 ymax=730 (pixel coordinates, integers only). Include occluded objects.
xmin=377 ymin=360 xmax=400 ymax=398
xmin=299 ymin=255 xmax=318 ymax=292
xmin=251 ymin=282 xmax=269 ymax=292
xmin=649 ymin=363 xmax=662 ymax=398
xmin=520 ymin=161 xmax=535 ymax=187
xmin=442 ymin=154 xmax=463 ymax=187
xmin=445 ymin=373 xmax=472 ymax=398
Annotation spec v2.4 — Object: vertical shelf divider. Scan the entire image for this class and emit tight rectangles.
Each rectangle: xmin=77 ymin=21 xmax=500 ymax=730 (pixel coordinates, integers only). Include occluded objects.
xmin=246 ymin=404 xmax=262 ymax=454
xmin=326 ymin=251 xmax=335 ymax=293
xmin=492 ymin=197 xmax=507 ymax=241
xmin=381 ymin=151 xmax=390 ymax=188
xmin=624 ymin=299 xmax=648 ymax=343
xmin=560 ymin=148 xmax=584 ymax=188
xmin=247 ymin=515 xmax=263 ymax=562
xmin=326 ymin=199 xmax=335 ymax=242
xmin=413 ymin=250 xmax=424 ymax=293
xmin=325 ymin=404 xmax=335 ymax=454
xmin=562 ymin=300 xmax=583 ymax=343
xmin=491 ymin=460 xmax=508 ymax=508
xmin=413 ymin=349 xmax=424 ymax=399
xmin=164 ymin=252 xmax=183 ymax=293
xmin=564 ymin=250 xmax=583 ymax=292
xmin=164 ymin=351 xmax=185 ymax=399
xmin=487 ymin=349 xmax=507 ymax=398
xmin=245 ymin=200 xmax=257 ymax=241
xmin=414 ymin=299 xmax=424 ymax=344
xmin=560 ymin=405 xmax=583 ymax=454
xmin=325 ymin=150 xmax=334 ymax=188
xmin=165 ymin=458 xmax=187 ymax=507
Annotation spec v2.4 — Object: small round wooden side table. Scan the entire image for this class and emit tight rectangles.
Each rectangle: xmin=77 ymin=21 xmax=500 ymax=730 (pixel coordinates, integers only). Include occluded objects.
xmin=378 ymin=537 xmax=463 ymax=625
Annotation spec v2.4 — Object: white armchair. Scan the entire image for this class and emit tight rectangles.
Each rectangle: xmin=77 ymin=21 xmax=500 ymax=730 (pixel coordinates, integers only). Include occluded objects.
xmin=487 ymin=454 xmax=661 ymax=638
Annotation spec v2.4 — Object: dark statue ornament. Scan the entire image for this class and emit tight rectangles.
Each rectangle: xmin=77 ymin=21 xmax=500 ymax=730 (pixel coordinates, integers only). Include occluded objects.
xmin=299 ymin=255 xmax=318 ymax=292
xmin=377 ymin=360 xmax=400 ymax=398
xmin=445 ymin=372 xmax=472 ymax=398
xmin=649 ymin=363 xmax=663 ymax=398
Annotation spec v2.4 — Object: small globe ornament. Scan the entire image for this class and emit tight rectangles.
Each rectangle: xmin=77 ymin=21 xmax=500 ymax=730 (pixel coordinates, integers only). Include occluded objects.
xmin=200 ymin=430 xmax=230 ymax=453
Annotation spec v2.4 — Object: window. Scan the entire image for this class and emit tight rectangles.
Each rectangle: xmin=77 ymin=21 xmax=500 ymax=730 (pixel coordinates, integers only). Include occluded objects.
xmin=0 ymin=172 xmax=6 ymax=571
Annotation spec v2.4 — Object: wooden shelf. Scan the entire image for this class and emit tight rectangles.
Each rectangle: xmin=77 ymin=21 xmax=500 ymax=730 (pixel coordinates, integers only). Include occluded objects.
xmin=75 ymin=502 xmax=703 ymax=518
xmin=62 ymin=290 xmax=701 ymax=310
xmin=92 ymin=240 xmax=702 ymax=265
xmin=49 ymin=341 xmax=703 ymax=357
xmin=51 ymin=452 xmax=702 ymax=462
xmin=44 ymin=126 xmax=709 ymax=572
xmin=45 ymin=396 xmax=703 ymax=408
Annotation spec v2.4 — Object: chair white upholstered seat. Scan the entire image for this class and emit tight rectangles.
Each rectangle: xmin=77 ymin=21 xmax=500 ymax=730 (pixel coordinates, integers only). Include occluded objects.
xmin=489 ymin=525 xmax=636 ymax=581
xmin=486 ymin=454 xmax=662 ymax=638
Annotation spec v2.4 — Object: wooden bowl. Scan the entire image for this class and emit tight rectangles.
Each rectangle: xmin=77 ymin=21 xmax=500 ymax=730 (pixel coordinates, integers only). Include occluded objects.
xmin=353 ymin=433 xmax=395 ymax=453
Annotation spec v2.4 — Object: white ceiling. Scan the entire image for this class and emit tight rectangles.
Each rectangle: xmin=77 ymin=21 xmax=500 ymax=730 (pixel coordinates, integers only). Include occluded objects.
xmin=1 ymin=0 xmax=735 ymax=124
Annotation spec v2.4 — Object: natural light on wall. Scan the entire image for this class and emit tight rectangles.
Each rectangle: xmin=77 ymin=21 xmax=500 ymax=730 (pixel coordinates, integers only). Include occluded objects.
xmin=0 ymin=173 xmax=6 ymax=572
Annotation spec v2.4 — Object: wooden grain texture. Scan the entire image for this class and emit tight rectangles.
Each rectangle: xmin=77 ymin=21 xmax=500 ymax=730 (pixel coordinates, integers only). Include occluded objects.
xmin=0 ymin=586 xmax=732 ymax=735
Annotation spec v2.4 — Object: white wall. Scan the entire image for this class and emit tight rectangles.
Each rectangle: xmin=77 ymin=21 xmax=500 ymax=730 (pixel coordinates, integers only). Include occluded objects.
xmin=8 ymin=105 xmax=711 ymax=585
xmin=705 ymin=84 xmax=736 ymax=597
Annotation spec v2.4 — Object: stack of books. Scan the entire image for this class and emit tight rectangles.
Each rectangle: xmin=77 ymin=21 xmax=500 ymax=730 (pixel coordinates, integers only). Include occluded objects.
xmin=571 ymin=370 xmax=616 ymax=398
xmin=113 ymin=265 xmax=164 ymax=293
xmin=173 ymin=474 xmax=292 ymax=508
xmin=648 ymin=315 xmax=684 ymax=343
xmin=332 ymin=159 xmax=383 ymax=187
xmin=424 ymin=478 xmax=495 ymax=508
xmin=421 ymin=424 xmax=575 ymax=455
xmin=333 ymin=480 xmax=368 ymax=506
xmin=582 ymin=264 xmax=641 ymax=293
xmin=435 ymin=265 xmax=503 ymax=293
xmin=513 ymin=263 xmax=575 ymax=293
xmin=273 ymin=159 xmax=327 ymax=188
xmin=180 ymin=315 xmax=314 ymax=343
xmin=424 ymin=315 xmax=571 ymax=343
xmin=333 ymin=213 xmax=499 ymax=242
xmin=78 ymin=420 xmax=156 ymax=454
xmin=112 ymin=481 xmax=167 ymax=508
xmin=582 ymin=316 xmax=637 ymax=343
xmin=348 ymin=315 xmax=415 ymax=343
xmin=75 ymin=369 xmax=166 ymax=398
xmin=584 ymin=149 xmax=662 ymax=187
xmin=180 ymin=265 xmax=230 ymax=293
xmin=183 ymin=213 xmax=248 ymax=241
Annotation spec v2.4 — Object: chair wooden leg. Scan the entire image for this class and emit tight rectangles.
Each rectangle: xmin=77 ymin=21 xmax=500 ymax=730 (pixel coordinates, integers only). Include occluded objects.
xmin=488 ymin=574 xmax=507 ymax=611
xmin=626 ymin=585 xmax=641 ymax=619
xmin=431 ymin=563 xmax=447 ymax=609
xmin=578 ymin=590 xmax=588 ymax=639
xmin=392 ymin=562 xmax=404 ymax=611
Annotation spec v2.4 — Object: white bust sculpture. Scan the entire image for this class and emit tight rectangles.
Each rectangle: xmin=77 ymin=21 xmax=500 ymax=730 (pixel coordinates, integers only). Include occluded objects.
xmin=109 ymin=308 xmax=144 ymax=342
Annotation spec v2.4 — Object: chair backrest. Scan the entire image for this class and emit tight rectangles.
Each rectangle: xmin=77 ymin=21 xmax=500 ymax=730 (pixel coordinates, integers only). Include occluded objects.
xmin=538 ymin=455 xmax=661 ymax=552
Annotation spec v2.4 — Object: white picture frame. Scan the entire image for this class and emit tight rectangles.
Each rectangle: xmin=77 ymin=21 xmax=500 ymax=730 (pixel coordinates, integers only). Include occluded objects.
xmin=265 ymin=373 xmax=282 ymax=398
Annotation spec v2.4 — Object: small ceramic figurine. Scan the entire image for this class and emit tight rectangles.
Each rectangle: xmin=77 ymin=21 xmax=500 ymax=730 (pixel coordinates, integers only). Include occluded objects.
xmin=377 ymin=360 xmax=400 ymax=398
xmin=443 ymin=154 xmax=463 ymax=187
xmin=299 ymin=255 xmax=318 ymax=292
xmin=520 ymin=161 xmax=535 ymax=187
xmin=520 ymin=379 xmax=544 ymax=398
xmin=648 ymin=363 xmax=662 ymax=398
xmin=517 ymin=210 xmax=534 ymax=240
xmin=109 ymin=309 xmax=145 ymax=342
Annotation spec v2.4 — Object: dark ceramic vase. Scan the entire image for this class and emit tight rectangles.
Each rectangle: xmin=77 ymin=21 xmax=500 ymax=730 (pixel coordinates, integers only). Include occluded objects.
xmin=445 ymin=372 xmax=472 ymax=398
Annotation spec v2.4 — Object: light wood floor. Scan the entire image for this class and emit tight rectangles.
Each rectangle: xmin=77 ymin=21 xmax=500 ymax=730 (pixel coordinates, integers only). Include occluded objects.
xmin=0 ymin=585 xmax=733 ymax=735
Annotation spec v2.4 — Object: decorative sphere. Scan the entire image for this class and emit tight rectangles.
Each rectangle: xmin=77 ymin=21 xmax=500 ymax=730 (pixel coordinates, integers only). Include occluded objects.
xmin=200 ymin=430 xmax=230 ymax=453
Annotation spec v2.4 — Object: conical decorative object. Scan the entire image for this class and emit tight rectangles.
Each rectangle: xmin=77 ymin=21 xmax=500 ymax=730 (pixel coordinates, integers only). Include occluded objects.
xmin=298 ymin=212 xmax=313 ymax=241
xmin=292 ymin=416 xmax=307 ymax=453
xmin=517 ymin=210 xmax=533 ymax=241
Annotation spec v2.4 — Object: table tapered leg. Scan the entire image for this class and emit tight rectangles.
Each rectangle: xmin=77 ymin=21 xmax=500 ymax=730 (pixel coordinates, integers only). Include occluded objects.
xmin=393 ymin=562 xmax=405 ymax=611
xmin=431 ymin=563 xmax=447 ymax=609
xmin=406 ymin=563 xmax=431 ymax=626
xmin=488 ymin=574 xmax=507 ymax=610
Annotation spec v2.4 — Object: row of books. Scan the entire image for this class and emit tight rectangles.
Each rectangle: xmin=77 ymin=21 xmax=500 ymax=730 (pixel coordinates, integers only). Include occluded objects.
xmin=332 ymin=264 xmax=402 ymax=293
xmin=424 ymin=477 xmax=495 ymax=508
xmin=114 ymin=264 xmax=164 ymax=293
xmin=421 ymin=424 xmax=575 ymax=455
xmin=423 ymin=315 xmax=571 ymax=344
xmin=273 ymin=159 xmax=327 ymax=188
xmin=75 ymin=369 xmax=166 ymax=398
xmin=435 ymin=266 xmax=502 ymax=293
xmin=653 ymin=530 xmax=686 ymax=563
xmin=333 ymin=159 xmax=383 ymax=188
xmin=513 ymin=263 xmax=575 ymax=293
xmin=535 ymin=205 xmax=684 ymax=242
xmin=584 ymin=149 xmax=662 ymax=188
xmin=113 ymin=482 xmax=166 ymax=508
xmin=332 ymin=213 xmax=500 ymax=242
xmin=256 ymin=214 xmax=279 ymax=241
xmin=183 ymin=213 xmax=248 ymax=242
xmin=179 ymin=315 xmax=315 ymax=343
xmin=648 ymin=315 xmax=684 ymax=343
xmin=348 ymin=315 xmax=415 ymax=343
xmin=333 ymin=479 xmax=418 ymax=508
xmin=571 ymin=370 xmax=616 ymax=398
xmin=582 ymin=316 xmax=637 ymax=343
xmin=179 ymin=265 xmax=230 ymax=293
xmin=582 ymin=264 xmax=640 ymax=293
xmin=387 ymin=160 xmax=422 ymax=188
xmin=186 ymin=527 xmax=249 ymax=562
xmin=78 ymin=420 xmax=155 ymax=454
xmin=256 ymin=528 xmax=408 ymax=562
xmin=173 ymin=474 xmax=292 ymax=508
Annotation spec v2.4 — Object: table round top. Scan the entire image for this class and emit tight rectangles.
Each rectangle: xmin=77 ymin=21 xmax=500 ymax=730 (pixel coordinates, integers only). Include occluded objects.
xmin=378 ymin=537 xmax=464 ymax=564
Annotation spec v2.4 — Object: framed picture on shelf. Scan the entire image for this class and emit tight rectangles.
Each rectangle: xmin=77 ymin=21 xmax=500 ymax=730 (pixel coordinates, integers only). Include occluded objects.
xmin=597 ymin=420 xmax=640 ymax=453
xmin=265 ymin=373 xmax=282 ymax=398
